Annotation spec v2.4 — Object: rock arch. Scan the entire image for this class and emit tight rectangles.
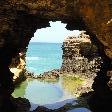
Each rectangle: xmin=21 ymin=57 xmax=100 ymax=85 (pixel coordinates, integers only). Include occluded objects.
xmin=0 ymin=0 xmax=112 ymax=111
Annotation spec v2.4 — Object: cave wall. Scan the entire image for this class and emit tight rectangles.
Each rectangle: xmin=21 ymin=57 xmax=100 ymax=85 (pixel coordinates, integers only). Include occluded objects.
xmin=0 ymin=0 xmax=112 ymax=57
xmin=0 ymin=0 xmax=112 ymax=112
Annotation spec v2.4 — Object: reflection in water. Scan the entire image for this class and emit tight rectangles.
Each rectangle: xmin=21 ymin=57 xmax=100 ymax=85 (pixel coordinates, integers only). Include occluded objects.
xmin=12 ymin=77 xmax=91 ymax=111
xmin=12 ymin=77 xmax=83 ymax=104
xmin=24 ymin=80 xmax=63 ymax=105
xmin=13 ymin=79 xmax=63 ymax=105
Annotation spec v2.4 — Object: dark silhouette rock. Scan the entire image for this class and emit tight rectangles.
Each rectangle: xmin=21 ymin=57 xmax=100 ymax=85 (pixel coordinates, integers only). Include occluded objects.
xmin=12 ymin=97 xmax=31 ymax=112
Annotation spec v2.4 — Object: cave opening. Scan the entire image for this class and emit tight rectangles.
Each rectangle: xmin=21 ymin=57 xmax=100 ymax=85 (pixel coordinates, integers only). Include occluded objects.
xmin=26 ymin=21 xmax=81 ymax=75
xmin=11 ymin=20 xmax=103 ymax=112
xmin=0 ymin=1 xmax=111 ymax=112
xmin=13 ymin=21 xmax=87 ymax=111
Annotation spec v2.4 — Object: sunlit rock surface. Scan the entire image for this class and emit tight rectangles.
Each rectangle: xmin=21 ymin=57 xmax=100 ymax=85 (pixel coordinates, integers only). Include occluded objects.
xmin=61 ymin=31 xmax=102 ymax=79
xmin=10 ymin=52 xmax=26 ymax=84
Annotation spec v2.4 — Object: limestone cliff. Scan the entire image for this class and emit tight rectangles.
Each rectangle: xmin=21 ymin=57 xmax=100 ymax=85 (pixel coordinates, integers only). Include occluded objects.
xmin=10 ymin=52 xmax=26 ymax=84
xmin=61 ymin=31 xmax=102 ymax=79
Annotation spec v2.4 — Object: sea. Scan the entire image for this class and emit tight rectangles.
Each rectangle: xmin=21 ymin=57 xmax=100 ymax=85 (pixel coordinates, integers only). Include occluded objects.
xmin=26 ymin=42 xmax=63 ymax=74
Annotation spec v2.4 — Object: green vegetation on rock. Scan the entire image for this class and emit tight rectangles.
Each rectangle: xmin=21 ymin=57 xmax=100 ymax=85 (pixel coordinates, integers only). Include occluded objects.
xmin=62 ymin=74 xmax=84 ymax=96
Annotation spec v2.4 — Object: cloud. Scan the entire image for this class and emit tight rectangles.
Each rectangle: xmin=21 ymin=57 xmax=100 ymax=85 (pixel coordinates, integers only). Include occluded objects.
xmin=31 ymin=21 xmax=81 ymax=43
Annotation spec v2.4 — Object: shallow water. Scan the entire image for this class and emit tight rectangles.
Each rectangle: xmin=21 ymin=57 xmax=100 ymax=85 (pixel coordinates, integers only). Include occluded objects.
xmin=25 ymin=80 xmax=63 ymax=105
xmin=13 ymin=78 xmax=92 ymax=111
xmin=13 ymin=80 xmax=61 ymax=102
xmin=12 ymin=78 xmax=75 ymax=110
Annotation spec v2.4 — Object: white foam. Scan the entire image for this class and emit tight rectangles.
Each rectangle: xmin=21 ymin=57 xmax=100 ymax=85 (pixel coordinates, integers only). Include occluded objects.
xmin=26 ymin=57 xmax=40 ymax=61
xmin=27 ymin=67 xmax=36 ymax=71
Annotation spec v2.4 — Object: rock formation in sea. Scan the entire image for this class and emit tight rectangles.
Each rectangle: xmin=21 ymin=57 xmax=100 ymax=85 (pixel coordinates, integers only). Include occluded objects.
xmin=25 ymin=69 xmax=60 ymax=82
xmin=0 ymin=0 xmax=111 ymax=112
xmin=61 ymin=31 xmax=102 ymax=79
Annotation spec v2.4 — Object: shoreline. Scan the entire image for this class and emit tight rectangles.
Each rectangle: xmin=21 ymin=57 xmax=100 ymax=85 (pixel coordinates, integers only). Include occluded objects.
xmin=12 ymin=67 xmax=94 ymax=98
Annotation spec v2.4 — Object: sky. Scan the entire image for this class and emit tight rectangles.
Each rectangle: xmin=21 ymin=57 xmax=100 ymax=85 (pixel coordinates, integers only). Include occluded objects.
xmin=30 ymin=21 xmax=81 ymax=43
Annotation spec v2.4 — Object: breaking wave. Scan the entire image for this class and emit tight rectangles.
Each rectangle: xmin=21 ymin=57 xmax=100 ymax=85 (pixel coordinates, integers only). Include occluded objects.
xmin=26 ymin=57 xmax=40 ymax=61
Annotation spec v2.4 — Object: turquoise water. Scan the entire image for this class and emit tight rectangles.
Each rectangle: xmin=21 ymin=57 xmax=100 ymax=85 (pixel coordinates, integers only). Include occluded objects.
xmin=26 ymin=42 xmax=63 ymax=74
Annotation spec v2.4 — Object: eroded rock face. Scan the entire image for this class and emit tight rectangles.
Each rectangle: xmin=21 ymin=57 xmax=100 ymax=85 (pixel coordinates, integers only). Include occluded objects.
xmin=61 ymin=31 xmax=102 ymax=79
xmin=0 ymin=0 xmax=112 ymax=111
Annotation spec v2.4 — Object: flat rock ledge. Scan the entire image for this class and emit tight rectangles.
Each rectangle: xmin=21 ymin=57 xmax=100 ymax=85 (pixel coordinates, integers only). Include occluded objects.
xmin=25 ymin=69 xmax=60 ymax=82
